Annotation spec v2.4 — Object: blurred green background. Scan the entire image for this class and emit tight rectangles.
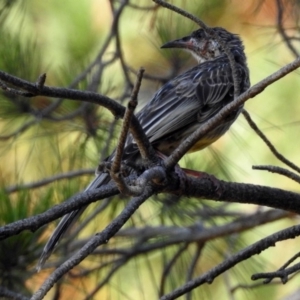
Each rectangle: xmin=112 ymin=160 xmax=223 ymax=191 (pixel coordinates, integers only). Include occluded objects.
xmin=0 ymin=0 xmax=300 ymax=299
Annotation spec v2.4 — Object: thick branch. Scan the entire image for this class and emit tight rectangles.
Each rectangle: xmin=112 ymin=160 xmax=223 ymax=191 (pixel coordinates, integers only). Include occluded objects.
xmin=1 ymin=169 xmax=300 ymax=241
xmin=185 ymin=176 xmax=300 ymax=214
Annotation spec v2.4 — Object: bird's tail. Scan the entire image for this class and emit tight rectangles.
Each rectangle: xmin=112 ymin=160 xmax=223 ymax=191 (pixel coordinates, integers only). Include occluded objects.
xmin=36 ymin=172 xmax=110 ymax=272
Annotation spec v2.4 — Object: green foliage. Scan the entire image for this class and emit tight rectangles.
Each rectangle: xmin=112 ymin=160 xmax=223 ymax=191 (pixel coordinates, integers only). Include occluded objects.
xmin=0 ymin=188 xmax=53 ymax=293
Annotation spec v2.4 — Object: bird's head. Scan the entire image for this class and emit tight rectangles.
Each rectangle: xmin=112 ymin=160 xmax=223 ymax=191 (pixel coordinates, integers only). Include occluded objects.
xmin=161 ymin=27 xmax=244 ymax=63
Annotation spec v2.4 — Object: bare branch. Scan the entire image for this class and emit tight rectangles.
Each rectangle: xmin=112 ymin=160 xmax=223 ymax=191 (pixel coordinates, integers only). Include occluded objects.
xmin=252 ymin=262 xmax=300 ymax=284
xmin=0 ymin=287 xmax=29 ymax=300
xmin=253 ymin=251 xmax=300 ymax=284
xmin=30 ymin=186 xmax=154 ymax=300
xmin=243 ymin=109 xmax=300 ymax=174
xmin=276 ymin=0 xmax=299 ymax=57
xmin=5 ymin=169 xmax=95 ymax=193
xmin=0 ymin=119 xmax=37 ymax=141
xmin=253 ymin=165 xmax=300 ymax=184
xmin=0 ymin=80 xmax=34 ymax=97
xmin=161 ymin=224 xmax=300 ymax=300
xmin=152 ymin=0 xmax=208 ymax=28
xmin=0 ymin=183 xmax=119 ymax=240
xmin=66 ymin=0 xmax=128 ymax=91
xmin=127 ymin=68 xmax=158 ymax=161
xmin=159 ymin=243 xmax=189 ymax=297
xmin=88 ymin=210 xmax=290 ymax=255
xmin=111 ymin=67 xmax=145 ymax=194
xmin=0 ymin=70 xmax=152 ymax=148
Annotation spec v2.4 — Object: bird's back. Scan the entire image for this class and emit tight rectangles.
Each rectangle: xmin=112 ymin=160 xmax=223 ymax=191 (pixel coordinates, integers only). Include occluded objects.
xmin=124 ymin=53 xmax=249 ymax=158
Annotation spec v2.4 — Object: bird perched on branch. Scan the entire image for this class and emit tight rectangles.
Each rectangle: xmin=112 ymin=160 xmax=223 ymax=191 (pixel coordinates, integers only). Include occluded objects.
xmin=37 ymin=26 xmax=250 ymax=270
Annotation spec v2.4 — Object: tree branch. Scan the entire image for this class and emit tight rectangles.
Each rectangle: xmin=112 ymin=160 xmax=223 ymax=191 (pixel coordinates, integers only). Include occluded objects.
xmin=0 ymin=183 xmax=119 ymax=240
xmin=30 ymin=186 xmax=155 ymax=300
xmin=161 ymin=224 xmax=300 ymax=299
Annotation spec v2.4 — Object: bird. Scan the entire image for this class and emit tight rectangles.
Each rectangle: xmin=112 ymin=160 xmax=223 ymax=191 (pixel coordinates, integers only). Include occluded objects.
xmin=37 ymin=26 xmax=250 ymax=271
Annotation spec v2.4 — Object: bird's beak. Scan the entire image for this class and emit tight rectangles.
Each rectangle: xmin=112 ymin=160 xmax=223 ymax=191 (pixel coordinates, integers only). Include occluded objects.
xmin=161 ymin=36 xmax=193 ymax=49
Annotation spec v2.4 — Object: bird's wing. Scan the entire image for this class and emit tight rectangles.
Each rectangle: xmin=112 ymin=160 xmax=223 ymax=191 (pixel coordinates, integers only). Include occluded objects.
xmin=137 ymin=59 xmax=237 ymax=144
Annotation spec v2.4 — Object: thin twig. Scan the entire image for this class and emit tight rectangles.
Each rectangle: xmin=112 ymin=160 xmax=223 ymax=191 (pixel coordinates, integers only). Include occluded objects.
xmin=0 ymin=119 xmax=37 ymax=141
xmin=253 ymin=165 xmax=300 ymax=184
xmin=110 ymin=0 xmax=133 ymax=89
xmin=160 ymin=223 xmax=300 ymax=300
xmin=243 ymin=109 xmax=300 ymax=174
xmin=231 ymin=272 xmax=300 ymax=293
xmin=83 ymin=256 xmax=130 ymax=299
xmin=5 ymin=169 xmax=95 ymax=193
xmin=276 ymin=0 xmax=299 ymax=58
xmin=278 ymin=251 xmax=300 ymax=270
xmin=80 ymin=210 xmax=290 ymax=260
xmin=65 ymin=0 xmax=128 ymax=91
xmin=186 ymin=243 xmax=205 ymax=300
xmin=111 ymin=67 xmax=145 ymax=194
xmin=152 ymin=0 xmax=207 ymax=29
xmin=159 ymin=243 xmax=189 ymax=297
xmin=113 ymin=67 xmax=144 ymax=168
xmin=262 ymin=251 xmax=300 ymax=283
xmin=0 ymin=287 xmax=29 ymax=300
xmin=252 ymin=262 xmax=300 ymax=284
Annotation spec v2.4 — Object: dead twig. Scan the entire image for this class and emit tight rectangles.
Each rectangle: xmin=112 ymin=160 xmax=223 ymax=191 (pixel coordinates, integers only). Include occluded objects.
xmin=243 ymin=109 xmax=300 ymax=174
xmin=253 ymin=165 xmax=300 ymax=184
xmin=111 ymin=67 xmax=145 ymax=195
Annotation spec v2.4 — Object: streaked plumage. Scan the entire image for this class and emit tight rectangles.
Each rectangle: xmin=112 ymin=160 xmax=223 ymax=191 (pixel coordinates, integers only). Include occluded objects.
xmin=37 ymin=27 xmax=250 ymax=270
